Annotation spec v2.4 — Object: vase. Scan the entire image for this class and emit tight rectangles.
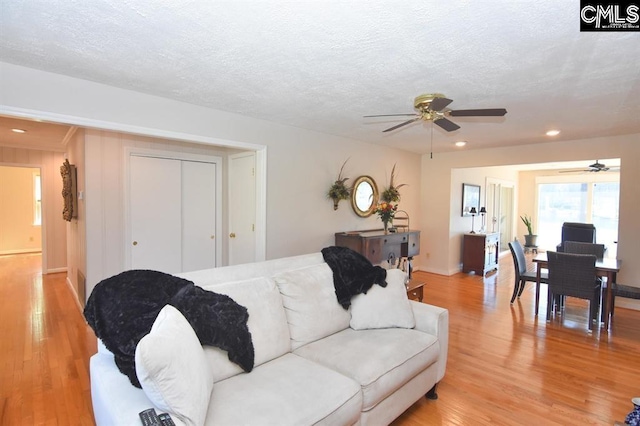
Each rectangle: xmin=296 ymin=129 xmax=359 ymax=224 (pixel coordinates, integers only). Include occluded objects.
xmin=625 ymin=398 xmax=640 ymax=426
xmin=383 ymin=221 xmax=390 ymax=234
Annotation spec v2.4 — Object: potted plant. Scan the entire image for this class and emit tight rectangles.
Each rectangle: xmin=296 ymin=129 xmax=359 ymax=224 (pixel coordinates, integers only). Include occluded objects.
xmin=327 ymin=159 xmax=350 ymax=210
xmin=520 ymin=214 xmax=537 ymax=247
xmin=381 ymin=163 xmax=407 ymax=203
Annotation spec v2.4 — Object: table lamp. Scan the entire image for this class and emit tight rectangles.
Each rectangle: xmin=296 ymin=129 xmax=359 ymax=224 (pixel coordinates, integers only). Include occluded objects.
xmin=479 ymin=207 xmax=486 ymax=233
xmin=469 ymin=207 xmax=477 ymax=234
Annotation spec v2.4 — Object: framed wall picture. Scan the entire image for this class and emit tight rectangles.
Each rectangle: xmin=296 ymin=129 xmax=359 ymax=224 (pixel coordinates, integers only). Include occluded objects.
xmin=461 ymin=183 xmax=480 ymax=217
xmin=61 ymin=159 xmax=78 ymax=221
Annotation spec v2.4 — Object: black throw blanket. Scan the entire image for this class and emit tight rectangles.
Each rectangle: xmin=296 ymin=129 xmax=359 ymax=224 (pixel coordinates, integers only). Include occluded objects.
xmin=84 ymin=270 xmax=254 ymax=388
xmin=321 ymin=246 xmax=387 ymax=309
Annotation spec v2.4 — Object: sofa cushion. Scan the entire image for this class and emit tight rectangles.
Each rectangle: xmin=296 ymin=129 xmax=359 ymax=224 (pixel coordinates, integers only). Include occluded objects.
xmin=294 ymin=327 xmax=439 ymax=411
xmin=135 ymin=305 xmax=213 ymax=426
xmin=350 ymin=269 xmax=415 ymax=330
xmin=274 ymin=263 xmax=351 ymax=350
xmin=201 ymin=277 xmax=291 ymax=382
xmin=206 ymin=353 xmax=362 ymax=426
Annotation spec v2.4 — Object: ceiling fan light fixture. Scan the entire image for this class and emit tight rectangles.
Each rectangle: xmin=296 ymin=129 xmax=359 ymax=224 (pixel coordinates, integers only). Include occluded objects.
xmin=367 ymin=93 xmax=507 ymax=134
xmin=546 ymin=129 xmax=560 ymax=136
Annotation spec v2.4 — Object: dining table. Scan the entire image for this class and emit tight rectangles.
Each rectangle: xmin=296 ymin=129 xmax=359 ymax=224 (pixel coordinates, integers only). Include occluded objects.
xmin=532 ymin=252 xmax=622 ymax=330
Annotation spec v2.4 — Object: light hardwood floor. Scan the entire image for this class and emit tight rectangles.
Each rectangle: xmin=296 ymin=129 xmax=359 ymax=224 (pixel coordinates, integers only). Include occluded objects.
xmin=1 ymin=252 xmax=639 ymax=425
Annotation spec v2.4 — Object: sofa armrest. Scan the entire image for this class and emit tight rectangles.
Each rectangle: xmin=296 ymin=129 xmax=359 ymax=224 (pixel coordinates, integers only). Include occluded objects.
xmin=90 ymin=353 xmax=158 ymax=426
xmin=410 ymin=301 xmax=448 ymax=382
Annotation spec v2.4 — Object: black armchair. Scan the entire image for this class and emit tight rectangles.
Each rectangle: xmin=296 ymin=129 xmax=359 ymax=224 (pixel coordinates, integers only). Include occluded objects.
xmin=556 ymin=222 xmax=596 ymax=252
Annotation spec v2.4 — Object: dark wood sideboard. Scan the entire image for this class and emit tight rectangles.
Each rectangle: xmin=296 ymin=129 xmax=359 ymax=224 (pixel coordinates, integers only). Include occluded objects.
xmin=462 ymin=232 xmax=499 ymax=275
xmin=335 ymin=230 xmax=420 ymax=277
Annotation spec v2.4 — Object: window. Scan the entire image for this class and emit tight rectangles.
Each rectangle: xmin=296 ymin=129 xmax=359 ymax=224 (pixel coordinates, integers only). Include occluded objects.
xmin=33 ymin=172 xmax=42 ymax=226
xmin=536 ymin=175 xmax=619 ymax=256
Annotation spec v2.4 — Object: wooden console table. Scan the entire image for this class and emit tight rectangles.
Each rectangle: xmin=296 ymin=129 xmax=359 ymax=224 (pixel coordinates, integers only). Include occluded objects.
xmin=462 ymin=232 xmax=499 ymax=275
xmin=335 ymin=229 xmax=420 ymax=277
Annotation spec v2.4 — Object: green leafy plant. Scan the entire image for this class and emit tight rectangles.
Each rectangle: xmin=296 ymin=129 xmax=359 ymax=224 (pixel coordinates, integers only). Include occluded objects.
xmin=520 ymin=214 xmax=534 ymax=235
xmin=328 ymin=159 xmax=350 ymax=210
xmin=381 ymin=163 xmax=407 ymax=203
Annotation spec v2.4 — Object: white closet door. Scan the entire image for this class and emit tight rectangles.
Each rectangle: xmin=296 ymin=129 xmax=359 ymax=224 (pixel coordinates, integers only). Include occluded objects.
xmin=130 ymin=155 xmax=182 ymax=273
xmin=182 ymin=161 xmax=217 ymax=272
xmin=228 ymin=153 xmax=256 ymax=265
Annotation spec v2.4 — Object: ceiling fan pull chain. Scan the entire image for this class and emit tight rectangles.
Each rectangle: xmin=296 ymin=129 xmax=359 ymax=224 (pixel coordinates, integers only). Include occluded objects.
xmin=430 ymin=123 xmax=433 ymax=159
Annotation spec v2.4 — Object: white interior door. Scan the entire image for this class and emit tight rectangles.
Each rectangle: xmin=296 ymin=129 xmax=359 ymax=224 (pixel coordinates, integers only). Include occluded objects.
xmin=130 ymin=155 xmax=182 ymax=273
xmin=486 ymin=178 xmax=515 ymax=251
xmin=228 ymin=152 xmax=256 ymax=265
xmin=182 ymin=161 xmax=217 ymax=272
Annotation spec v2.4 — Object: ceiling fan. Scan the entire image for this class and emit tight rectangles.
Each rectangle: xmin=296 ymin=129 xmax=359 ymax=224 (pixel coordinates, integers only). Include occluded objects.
xmin=364 ymin=93 xmax=507 ymax=133
xmin=559 ymin=160 xmax=620 ymax=173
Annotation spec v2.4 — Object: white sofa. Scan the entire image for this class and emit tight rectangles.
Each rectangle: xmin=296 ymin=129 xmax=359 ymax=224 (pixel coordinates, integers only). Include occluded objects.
xmin=89 ymin=252 xmax=448 ymax=426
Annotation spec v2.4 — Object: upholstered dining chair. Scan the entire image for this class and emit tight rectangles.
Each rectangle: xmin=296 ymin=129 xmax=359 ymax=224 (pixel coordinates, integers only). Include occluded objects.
xmin=546 ymin=251 xmax=601 ymax=331
xmin=556 ymin=222 xmax=596 ymax=252
xmin=508 ymin=240 xmax=548 ymax=314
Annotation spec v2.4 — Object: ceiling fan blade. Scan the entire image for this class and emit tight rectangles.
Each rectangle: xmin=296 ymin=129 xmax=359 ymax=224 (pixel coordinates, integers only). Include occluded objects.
xmin=559 ymin=169 xmax=590 ymax=173
xmin=364 ymin=113 xmax=418 ymax=118
xmin=449 ymin=108 xmax=507 ymax=117
xmin=382 ymin=117 xmax=421 ymax=132
xmin=429 ymin=97 xmax=453 ymax=111
xmin=434 ymin=117 xmax=460 ymax=132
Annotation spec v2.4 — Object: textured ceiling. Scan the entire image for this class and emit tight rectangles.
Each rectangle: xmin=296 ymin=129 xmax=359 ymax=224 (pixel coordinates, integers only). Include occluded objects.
xmin=0 ymin=1 xmax=639 ymax=155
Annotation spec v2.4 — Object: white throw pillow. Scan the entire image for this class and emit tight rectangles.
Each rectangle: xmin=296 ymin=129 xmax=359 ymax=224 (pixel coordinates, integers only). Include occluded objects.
xmin=274 ymin=263 xmax=351 ymax=350
xmin=349 ymin=269 xmax=416 ymax=330
xmin=135 ymin=305 xmax=213 ymax=426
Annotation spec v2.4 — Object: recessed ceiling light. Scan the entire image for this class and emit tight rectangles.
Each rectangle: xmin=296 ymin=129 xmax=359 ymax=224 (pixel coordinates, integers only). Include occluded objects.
xmin=11 ymin=128 xmax=26 ymax=133
xmin=546 ymin=130 xmax=560 ymax=136
xmin=455 ymin=141 xmax=467 ymax=147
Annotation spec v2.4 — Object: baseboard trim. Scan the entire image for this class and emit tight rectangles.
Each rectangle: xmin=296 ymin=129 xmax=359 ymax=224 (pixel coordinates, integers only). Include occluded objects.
xmin=0 ymin=249 xmax=42 ymax=256
xmin=65 ymin=276 xmax=84 ymax=314
xmin=45 ymin=267 xmax=67 ymax=274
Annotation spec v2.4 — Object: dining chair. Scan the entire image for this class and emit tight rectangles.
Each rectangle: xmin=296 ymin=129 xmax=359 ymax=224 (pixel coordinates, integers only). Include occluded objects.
xmin=508 ymin=240 xmax=548 ymax=313
xmin=564 ymin=241 xmax=606 ymax=314
xmin=564 ymin=241 xmax=605 ymax=258
xmin=546 ymin=251 xmax=601 ymax=331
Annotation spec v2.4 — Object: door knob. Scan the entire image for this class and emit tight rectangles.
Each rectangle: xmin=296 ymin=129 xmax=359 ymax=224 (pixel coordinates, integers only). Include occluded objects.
xmin=229 ymin=233 xmax=236 ymax=238
xmin=132 ymin=241 xmax=138 ymax=246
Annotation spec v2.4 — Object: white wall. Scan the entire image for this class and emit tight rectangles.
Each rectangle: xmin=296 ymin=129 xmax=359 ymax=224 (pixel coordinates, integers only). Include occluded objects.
xmin=0 ymin=166 xmax=43 ymax=254
xmin=421 ymin=135 xmax=640 ymax=290
xmin=0 ymin=63 xmax=423 ymax=301
xmin=448 ymin=166 xmax=519 ymax=274
xmin=66 ymin=128 xmax=86 ymax=304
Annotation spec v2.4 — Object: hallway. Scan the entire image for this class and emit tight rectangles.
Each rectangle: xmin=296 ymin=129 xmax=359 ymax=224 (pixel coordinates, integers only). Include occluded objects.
xmin=0 ymin=253 xmax=96 ymax=425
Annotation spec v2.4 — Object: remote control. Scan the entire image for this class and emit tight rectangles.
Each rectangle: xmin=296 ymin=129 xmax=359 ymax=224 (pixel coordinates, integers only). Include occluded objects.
xmin=139 ymin=408 xmax=161 ymax=426
xmin=158 ymin=412 xmax=176 ymax=426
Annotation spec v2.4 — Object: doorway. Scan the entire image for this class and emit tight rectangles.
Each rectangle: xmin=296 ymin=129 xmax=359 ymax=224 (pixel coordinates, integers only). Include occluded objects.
xmin=0 ymin=165 xmax=43 ymax=257
xmin=486 ymin=178 xmax=515 ymax=252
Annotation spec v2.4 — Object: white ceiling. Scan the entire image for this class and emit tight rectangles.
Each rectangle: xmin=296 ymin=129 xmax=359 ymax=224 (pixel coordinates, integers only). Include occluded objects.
xmin=0 ymin=1 xmax=639 ymax=156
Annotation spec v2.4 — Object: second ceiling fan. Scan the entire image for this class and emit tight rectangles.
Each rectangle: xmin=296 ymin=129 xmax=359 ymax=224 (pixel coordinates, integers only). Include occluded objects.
xmin=365 ymin=93 xmax=507 ymax=133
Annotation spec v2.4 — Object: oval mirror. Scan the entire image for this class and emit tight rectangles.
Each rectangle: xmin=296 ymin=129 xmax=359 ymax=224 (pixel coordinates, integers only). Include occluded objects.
xmin=351 ymin=175 xmax=379 ymax=217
